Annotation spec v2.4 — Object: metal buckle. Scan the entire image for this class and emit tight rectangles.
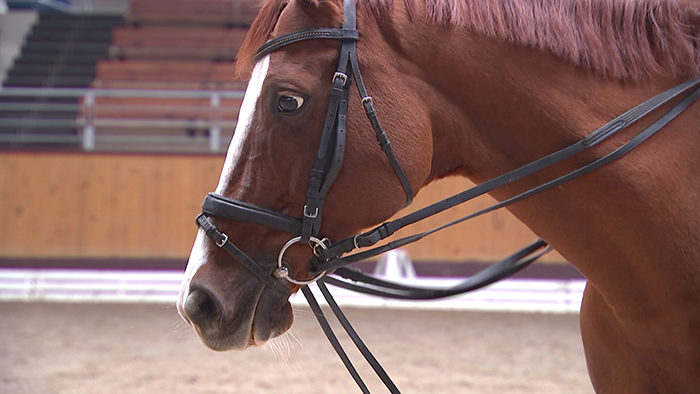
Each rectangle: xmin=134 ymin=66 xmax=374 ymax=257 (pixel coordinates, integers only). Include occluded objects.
xmin=353 ymin=234 xmax=362 ymax=250
xmin=333 ymin=72 xmax=348 ymax=86
xmin=215 ymin=233 xmax=229 ymax=248
xmin=303 ymin=205 xmax=319 ymax=219
xmin=361 ymin=96 xmax=373 ymax=106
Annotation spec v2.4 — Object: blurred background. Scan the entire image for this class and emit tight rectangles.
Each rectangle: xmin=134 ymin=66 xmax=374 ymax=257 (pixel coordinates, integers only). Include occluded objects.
xmin=0 ymin=1 xmax=592 ymax=392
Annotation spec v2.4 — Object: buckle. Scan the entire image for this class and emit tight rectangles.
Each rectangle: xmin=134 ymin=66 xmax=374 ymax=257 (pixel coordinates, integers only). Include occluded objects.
xmin=303 ymin=205 xmax=319 ymax=219
xmin=215 ymin=233 xmax=229 ymax=248
xmin=333 ymin=72 xmax=348 ymax=86
xmin=353 ymin=233 xmax=363 ymax=249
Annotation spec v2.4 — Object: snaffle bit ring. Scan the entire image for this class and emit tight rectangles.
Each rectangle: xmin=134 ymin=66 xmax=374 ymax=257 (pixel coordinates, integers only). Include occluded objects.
xmin=275 ymin=236 xmax=328 ymax=285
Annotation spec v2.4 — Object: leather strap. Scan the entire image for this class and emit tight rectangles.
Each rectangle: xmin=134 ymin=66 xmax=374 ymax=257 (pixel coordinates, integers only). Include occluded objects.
xmin=347 ymin=44 xmax=414 ymax=206
xmin=254 ymin=28 xmax=359 ymax=62
xmin=301 ymin=282 xmax=401 ymax=394
xmin=317 ymin=280 xmax=401 ymax=393
xmin=202 ymin=193 xmax=301 ymax=235
xmin=196 ymin=213 xmax=290 ymax=297
xmin=301 ymin=69 xmax=352 ymax=242
xmin=301 ymin=286 xmax=372 ymax=393
xmin=299 ymin=0 xmax=413 ymax=242
xmin=324 ymin=239 xmax=550 ymax=299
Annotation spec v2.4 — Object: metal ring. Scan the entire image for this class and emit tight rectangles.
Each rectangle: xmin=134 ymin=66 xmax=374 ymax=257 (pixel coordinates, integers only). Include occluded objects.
xmin=276 ymin=236 xmax=327 ymax=285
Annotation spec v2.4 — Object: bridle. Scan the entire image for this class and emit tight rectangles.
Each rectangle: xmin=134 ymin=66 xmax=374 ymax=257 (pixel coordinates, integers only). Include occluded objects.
xmin=193 ymin=0 xmax=700 ymax=391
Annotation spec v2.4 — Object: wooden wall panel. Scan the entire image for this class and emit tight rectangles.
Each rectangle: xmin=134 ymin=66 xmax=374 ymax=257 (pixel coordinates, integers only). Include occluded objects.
xmin=0 ymin=153 xmax=221 ymax=258
xmin=0 ymin=153 xmax=565 ymax=263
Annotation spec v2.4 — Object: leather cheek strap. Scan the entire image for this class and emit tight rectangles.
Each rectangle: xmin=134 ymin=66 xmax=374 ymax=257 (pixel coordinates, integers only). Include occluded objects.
xmin=196 ymin=213 xmax=291 ymax=297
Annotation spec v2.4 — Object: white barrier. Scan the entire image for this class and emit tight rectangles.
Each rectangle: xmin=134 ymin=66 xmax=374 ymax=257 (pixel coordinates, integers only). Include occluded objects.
xmin=0 ymin=269 xmax=183 ymax=304
xmin=0 ymin=267 xmax=584 ymax=313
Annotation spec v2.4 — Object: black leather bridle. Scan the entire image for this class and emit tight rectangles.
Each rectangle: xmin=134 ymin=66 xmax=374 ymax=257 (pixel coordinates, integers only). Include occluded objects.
xmin=193 ymin=0 xmax=700 ymax=391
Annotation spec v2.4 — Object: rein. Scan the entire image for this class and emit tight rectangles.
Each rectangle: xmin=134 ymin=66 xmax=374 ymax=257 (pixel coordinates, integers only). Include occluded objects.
xmin=193 ymin=0 xmax=700 ymax=390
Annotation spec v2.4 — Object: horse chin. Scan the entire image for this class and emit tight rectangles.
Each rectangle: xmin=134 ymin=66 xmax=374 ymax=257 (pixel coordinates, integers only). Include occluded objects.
xmin=251 ymin=287 xmax=294 ymax=347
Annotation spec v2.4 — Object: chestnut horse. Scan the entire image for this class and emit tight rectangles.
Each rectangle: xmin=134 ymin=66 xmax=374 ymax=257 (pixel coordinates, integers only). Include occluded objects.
xmin=177 ymin=0 xmax=700 ymax=391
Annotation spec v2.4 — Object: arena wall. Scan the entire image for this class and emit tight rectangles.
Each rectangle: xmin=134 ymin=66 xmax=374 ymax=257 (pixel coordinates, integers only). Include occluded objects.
xmin=0 ymin=152 xmax=566 ymax=263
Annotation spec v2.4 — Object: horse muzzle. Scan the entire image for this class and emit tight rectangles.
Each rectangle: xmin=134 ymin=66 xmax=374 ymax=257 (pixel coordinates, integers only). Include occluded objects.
xmin=177 ymin=259 xmax=294 ymax=351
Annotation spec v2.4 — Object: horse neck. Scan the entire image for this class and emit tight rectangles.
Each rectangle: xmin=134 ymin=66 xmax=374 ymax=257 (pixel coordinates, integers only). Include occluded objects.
xmin=380 ymin=14 xmax=700 ymax=314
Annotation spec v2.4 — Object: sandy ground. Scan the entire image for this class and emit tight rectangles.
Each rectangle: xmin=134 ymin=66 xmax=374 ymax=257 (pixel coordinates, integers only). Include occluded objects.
xmin=0 ymin=302 xmax=594 ymax=393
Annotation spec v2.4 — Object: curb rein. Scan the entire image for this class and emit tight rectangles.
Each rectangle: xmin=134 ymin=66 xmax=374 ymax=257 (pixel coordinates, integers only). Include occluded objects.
xmin=194 ymin=0 xmax=700 ymax=391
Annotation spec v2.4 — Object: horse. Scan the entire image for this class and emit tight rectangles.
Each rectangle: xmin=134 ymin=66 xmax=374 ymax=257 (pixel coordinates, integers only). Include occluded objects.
xmin=176 ymin=0 xmax=700 ymax=391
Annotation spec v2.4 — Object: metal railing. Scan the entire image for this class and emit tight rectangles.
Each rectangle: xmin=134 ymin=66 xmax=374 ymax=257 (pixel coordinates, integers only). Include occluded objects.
xmin=0 ymin=86 xmax=245 ymax=153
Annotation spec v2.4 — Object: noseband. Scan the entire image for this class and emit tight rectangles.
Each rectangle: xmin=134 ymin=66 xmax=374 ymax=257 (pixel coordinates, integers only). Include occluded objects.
xmin=193 ymin=0 xmax=700 ymax=391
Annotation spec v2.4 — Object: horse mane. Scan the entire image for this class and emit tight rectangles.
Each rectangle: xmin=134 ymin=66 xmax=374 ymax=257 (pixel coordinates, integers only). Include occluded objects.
xmin=408 ymin=0 xmax=700 ymax=81
xmin=237 ymin=0 xmax=700 ymax=81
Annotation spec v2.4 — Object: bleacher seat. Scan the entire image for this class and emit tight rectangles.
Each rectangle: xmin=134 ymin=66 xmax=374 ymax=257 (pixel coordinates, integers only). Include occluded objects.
xmin=1 ymin=13 xmax=123 ymax=150
xmin=109 ymin=26 xmax=247 ymax=61
xmin=126 ymin=0 xmax=259 ymax=27
xmin=2 ymin=1 xmax=258 ymax=152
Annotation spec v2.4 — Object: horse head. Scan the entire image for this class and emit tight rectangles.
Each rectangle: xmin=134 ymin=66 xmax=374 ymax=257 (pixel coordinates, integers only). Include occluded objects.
xmin=177 ymin=0 xmax=432 ymax=350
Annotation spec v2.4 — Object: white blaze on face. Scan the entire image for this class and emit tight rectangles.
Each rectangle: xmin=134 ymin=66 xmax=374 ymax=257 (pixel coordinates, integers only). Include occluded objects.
xmin=177 ymin=56 xmax=271 ymax=321
xmin=217 ymin=55 xmax=270 ymax=194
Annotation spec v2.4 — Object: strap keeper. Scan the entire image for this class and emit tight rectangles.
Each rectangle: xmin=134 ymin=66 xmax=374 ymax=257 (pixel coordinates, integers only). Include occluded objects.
xmin=383 ymin=221 xmax=401 ymax=236
xmin=310 ymin=168 xmax=325 ymax=178
xmin=307 ymin=179 xmax=323 ymax=196
xmin=376 ymin=131 xmax=390 ymax=149
xmin=377 ymin=224 xmax=390 ymax=238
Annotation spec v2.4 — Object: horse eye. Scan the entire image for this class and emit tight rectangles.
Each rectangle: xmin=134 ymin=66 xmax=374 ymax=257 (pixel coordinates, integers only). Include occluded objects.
xmin=278 ymin=95 xmax=305 ymax=112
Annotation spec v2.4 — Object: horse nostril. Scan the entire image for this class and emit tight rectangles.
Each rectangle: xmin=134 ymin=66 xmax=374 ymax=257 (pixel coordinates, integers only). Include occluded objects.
xmin=184 ymin=286 xmax=220 ymax=326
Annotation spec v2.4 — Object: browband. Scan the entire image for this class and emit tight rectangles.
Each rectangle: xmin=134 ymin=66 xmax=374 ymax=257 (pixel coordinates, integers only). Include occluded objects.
xmin=255 ymin=28 xmax=360 ymax=62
